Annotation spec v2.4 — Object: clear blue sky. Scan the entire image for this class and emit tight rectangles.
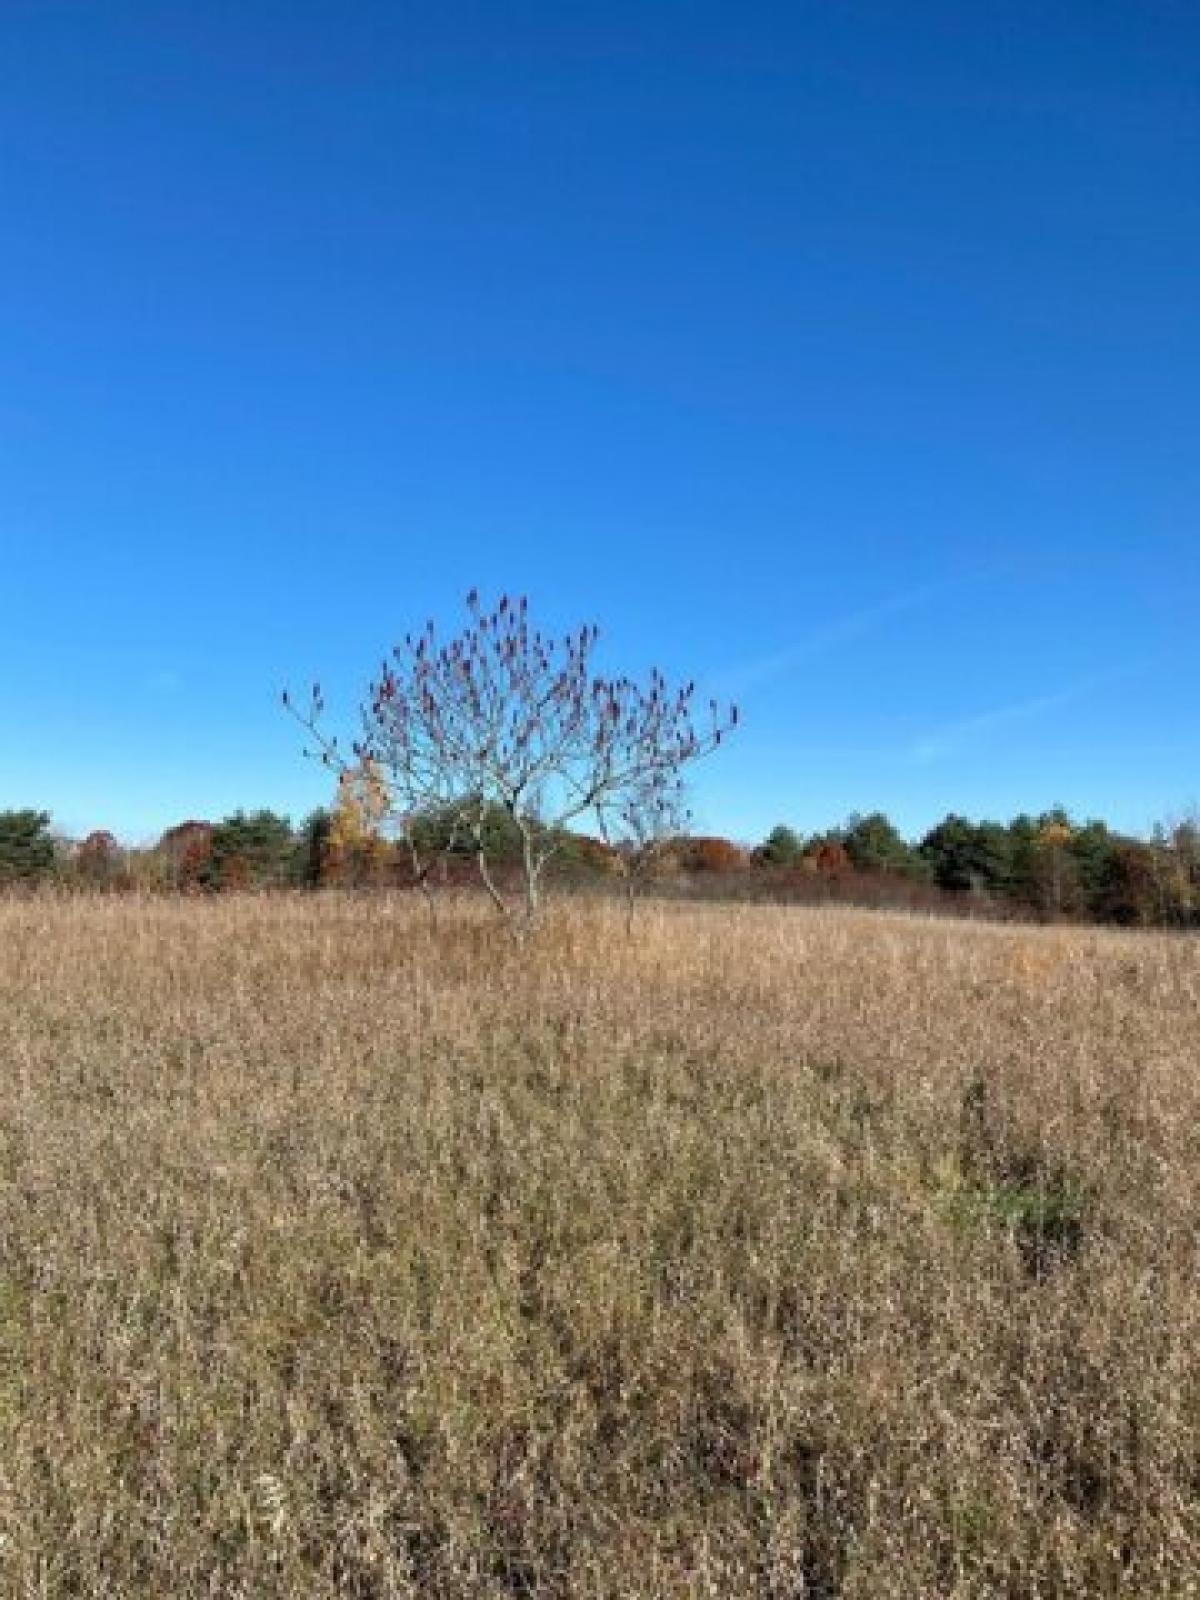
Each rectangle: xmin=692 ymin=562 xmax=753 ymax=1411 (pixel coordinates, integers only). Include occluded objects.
xmin=2 ymin=2 xmax=1196 ymax=844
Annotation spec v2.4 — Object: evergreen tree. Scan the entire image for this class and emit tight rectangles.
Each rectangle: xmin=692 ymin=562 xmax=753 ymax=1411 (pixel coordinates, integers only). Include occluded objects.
xmin=292 ymin=810 xmax=332 ymax=888
xmin=1067 ymin=820 xmax=1119 ymax=917
xmin=208 ymin=810 xmax=295 ymax=889
xmin=919 ymin=815 xmax=1013 ymax=894
xmin=0 ymin=810 xmax=56 ymax=884
xmin=842 ymin=812 xmax=921 ymax=876
xmin=757 ymin=824 xmax=805 ymax=866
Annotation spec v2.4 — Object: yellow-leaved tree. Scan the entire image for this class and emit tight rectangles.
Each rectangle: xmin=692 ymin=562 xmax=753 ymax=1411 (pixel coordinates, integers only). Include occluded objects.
xmin=1035 ymin=814 xmax=1076 ymax=917
xmin=326 ymin=760 xmax=391 ymax=887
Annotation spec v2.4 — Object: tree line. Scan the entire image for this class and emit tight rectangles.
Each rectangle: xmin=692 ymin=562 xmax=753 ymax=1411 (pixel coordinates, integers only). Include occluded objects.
xmin=2 ymin=595 xmax=1194 ymax=931
xmin=2 ymin=798 xmax=1196 ymax=929
xmin=754 ymin=809 xmax=1200 ymax=927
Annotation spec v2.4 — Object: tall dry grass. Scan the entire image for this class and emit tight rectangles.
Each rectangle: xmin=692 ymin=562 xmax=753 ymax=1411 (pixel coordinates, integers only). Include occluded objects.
xmin=1 ymin=893 xmax=1198 ymax=1596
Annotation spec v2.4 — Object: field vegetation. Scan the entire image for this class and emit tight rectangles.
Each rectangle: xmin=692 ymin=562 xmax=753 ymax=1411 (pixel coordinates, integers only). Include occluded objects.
xmin=1 ymin=892 xmax=1198 ymax=1595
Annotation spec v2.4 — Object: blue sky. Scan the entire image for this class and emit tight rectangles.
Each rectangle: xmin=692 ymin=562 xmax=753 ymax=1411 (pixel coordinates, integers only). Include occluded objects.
xmin=2 ymin=2 xmax=1196 ymax=844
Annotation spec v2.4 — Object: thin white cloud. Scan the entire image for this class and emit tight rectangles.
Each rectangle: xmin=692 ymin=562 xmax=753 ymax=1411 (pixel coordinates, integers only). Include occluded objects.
xmin=713 ymin=580 xmax=952 ymax=700
xmin=908 ymin=681 xmax=1096 ymax=765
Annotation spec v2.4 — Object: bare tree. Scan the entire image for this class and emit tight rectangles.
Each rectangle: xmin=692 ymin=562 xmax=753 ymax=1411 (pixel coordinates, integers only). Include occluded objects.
xmin=596 ymin=759 xmax=688 ymax=933
xmin=286 ymin=591 xmax=736 ymax=931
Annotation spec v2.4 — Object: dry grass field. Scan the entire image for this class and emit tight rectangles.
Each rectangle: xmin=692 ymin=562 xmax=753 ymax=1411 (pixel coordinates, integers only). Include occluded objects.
xmin=1 ymin=894 xmax=1199 ymax=1597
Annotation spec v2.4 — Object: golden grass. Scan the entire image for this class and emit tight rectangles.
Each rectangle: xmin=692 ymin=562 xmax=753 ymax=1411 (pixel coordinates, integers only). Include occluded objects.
xmin=1 ymin=893 xmax=1198 ymax=1596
